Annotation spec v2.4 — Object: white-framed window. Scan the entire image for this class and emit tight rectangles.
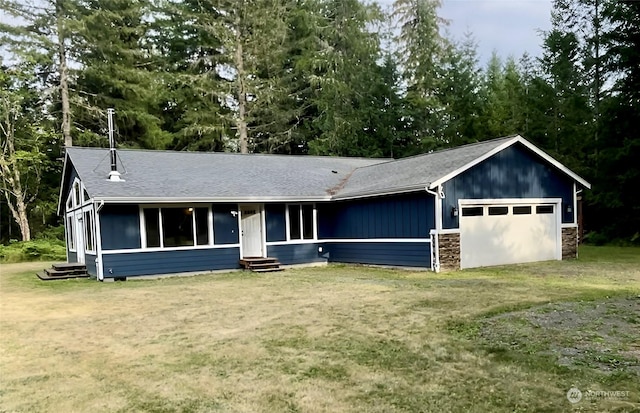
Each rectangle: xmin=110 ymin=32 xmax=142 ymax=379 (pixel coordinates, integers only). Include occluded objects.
xmin=66 ymin=214 xmax=76 ymax=251
xmin=66 ymin=178 xmax=90 ymax=212
xmin=83 ymin=209 xmax=96 ymax=253
xmin=73 ymin=181 xmax=81 ymax=206
xmin=141 ymin=206 xmax=212 ymax=249
xmin=286 ymin=203 xmax=316 ymax=241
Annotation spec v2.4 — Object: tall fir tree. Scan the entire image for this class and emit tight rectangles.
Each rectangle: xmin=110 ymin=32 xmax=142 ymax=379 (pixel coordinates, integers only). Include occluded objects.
xmin=72 ymin=0 xmax=170 ymax=149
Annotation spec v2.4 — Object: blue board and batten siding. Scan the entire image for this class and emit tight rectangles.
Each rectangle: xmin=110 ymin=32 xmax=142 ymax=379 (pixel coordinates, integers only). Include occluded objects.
xmin=85 ymin=253 xmax=97 ymax=276
xmin=323 ymin=242 xmax=431 ymax=267
xmin=265 ymin=204 xmax=287 ymax=242
xmin=443 ymin=143 xmax=575 ymax=229
xmin=317 ymin=193 xmax=435 ymax=267
xmin=100 ymin=205 xmax=141 ymax=250
xmin=317 ymin=193 xmax=435 ymax=239
xmin=102 ymin=248 xmax=240 ymax=277
xmin=266 ymin=243 xmax=326 ymax=265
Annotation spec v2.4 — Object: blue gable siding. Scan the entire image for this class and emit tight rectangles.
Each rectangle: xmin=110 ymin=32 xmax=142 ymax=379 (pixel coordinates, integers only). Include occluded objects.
xmin=325 ymin=242 xmax=431 ymax=267
xmin=213 ymin=204 xmax=239 ymax=244
xmin=443 ymin=143 xmax=574 ymax=229
xmin=61 ymin=164 xmax=79 ymax=213
xmin=265 ymin=204 xmax=286 ymax=242
xmin=317 ymin=192 xmax=436 ymax=239
xmin=101 ymin=247 xmax=240 ymax=278
xmin=267 ymin=243 xmax=326 ymax=265
xmin=100 ymin=205 xmax=141 ymax=250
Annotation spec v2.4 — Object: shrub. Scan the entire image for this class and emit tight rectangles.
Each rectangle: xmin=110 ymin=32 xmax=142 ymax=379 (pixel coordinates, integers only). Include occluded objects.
xmin=0 ymin=239 xmax=66 ymax=263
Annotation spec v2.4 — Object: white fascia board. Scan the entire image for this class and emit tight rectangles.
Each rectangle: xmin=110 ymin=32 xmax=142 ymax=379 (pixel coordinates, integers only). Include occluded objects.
xmin=56 ymin=152 xmax=71 ymax=216
xmin=331 ymin=185 xmax=429 ymax=201
xmin=95 ymin=196 xmax=332 ymax=204
xmin=428 ymin=135 xmax=591 ymax=190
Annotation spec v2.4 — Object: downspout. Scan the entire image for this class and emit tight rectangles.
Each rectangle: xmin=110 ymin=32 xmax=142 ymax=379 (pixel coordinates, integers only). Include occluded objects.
xmin=426 ymin=185 xmax=444 ymax=272
xmin=575 ymin=185 xmax=583 ymax=258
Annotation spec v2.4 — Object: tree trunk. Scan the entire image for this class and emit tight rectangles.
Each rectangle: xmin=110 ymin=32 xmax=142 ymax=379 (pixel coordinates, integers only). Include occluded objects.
xmin=57 ymin=0 xmax=72 ymax=147
xmin=0 ymin=109 xmax=32 ymax=241
xmin=235 ymin=13 xmax=248 ymax=154
xmin=56 ymin=0 xmax=73 ymax=147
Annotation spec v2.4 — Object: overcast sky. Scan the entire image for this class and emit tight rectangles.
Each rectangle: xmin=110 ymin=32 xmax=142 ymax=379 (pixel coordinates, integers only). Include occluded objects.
xmin=438 ymin=0 xmax=553 ymax=65
xmin=1 ymin=1 xmax=553 ymax=68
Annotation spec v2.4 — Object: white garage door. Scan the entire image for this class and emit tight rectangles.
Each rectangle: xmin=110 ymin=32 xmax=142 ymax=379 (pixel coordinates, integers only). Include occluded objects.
xmin=460 ymin=202 xmax=560 ymax=269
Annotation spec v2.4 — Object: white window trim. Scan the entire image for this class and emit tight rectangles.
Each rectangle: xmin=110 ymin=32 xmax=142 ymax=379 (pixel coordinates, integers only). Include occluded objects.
xmin=66 ymin=178 xmax=93 ymax=212
xmin=82 ymin=206 xmax=97 ymax=254
xmin=139 ymin=205 xmax=213 ymax=250
xmin=285 ymin=203 xmax=317 ymax=242
xmin=66 ymin=213 xmax=76 ymax=252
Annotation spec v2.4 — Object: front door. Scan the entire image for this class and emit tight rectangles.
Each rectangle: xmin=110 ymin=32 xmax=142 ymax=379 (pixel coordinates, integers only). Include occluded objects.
xmin=240 ymin=205 xmax=263 ymax=257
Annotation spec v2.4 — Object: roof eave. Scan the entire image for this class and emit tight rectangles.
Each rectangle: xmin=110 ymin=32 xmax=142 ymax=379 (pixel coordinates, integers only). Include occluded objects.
xmin=93 ymin=195 xmax=333 ymax=204
xmin=331 ymin=184 xmax=430 ymax=201
xmin=56 ymin=151 xmax=70 ymax=216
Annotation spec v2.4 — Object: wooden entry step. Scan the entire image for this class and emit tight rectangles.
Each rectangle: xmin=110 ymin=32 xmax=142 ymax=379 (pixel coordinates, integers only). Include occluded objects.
xmin=37 ymin=262 xmax=90 ymax=281
xmin=239 ymin=257 xmax=283 ymax=273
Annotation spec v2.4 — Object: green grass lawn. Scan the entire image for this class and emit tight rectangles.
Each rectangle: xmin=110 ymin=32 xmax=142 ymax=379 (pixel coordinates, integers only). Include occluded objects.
xmin=0 ymin=246 xmax=638 ymax=412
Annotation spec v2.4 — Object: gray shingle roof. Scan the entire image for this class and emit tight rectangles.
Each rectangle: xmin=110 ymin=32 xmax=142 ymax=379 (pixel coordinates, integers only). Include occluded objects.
xmin=65 ymin=136 xmax=527 ymax=202
xmin=66 ymin=148 xmax=388 ymax=201
xmin=334 ymin=136 xmax=515 ymax=198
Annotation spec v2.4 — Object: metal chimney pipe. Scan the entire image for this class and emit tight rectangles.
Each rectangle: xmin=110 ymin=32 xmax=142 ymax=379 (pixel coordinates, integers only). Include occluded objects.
xmin=107 ymin=108 xmax=116 ymax=172
xmin=106 ymin=108 xmax=123 ymax=181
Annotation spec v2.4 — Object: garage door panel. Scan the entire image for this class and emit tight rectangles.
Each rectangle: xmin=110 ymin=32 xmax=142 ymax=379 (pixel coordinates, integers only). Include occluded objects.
xmin=460 ymin=203 xmax=559 ymax=269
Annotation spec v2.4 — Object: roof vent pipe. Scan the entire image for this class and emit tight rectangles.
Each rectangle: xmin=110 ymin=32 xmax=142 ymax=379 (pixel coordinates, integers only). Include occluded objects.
xmin=107 ymin=108 xmax=123 ymax=182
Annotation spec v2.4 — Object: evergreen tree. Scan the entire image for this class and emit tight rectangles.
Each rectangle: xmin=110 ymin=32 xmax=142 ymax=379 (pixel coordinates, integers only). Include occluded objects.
xmin=72 ymin=0 xmax=170 ymax=149
xmin=392 ymin=0 xmax=448 ymax=150
xmin=438 ymin=33 xmax=483 ymax=146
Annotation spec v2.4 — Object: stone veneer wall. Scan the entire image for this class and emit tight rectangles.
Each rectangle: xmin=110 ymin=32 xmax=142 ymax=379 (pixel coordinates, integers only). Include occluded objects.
xmin=438 ymin=233 xmax=460 ymax=271
xmin=562 ymin=227 xmax=578 ymax=259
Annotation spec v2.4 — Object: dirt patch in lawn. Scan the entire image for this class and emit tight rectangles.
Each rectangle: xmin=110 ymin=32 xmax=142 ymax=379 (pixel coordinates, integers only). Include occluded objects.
xmin=479 ymin=296 xmax=640 ymax=375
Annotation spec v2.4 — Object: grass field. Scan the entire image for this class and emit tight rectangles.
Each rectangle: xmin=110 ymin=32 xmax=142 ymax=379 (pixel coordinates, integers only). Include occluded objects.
xmin=1 ymin=246 xmax=638 ymax=412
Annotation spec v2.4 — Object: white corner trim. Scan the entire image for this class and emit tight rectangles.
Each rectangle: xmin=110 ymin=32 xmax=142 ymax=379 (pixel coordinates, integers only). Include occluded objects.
xmin=573 ymin=182 xmax=578 ymax=225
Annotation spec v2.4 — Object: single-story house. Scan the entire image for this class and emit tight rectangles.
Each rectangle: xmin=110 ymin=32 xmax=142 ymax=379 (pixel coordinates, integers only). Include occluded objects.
xmin=58 ymin=135 xmax=590 ymax=280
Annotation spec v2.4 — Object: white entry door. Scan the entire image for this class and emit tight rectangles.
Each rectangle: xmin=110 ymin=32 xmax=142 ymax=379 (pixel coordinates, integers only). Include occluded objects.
xmin=460 ymin=201 xmax=560 ymax=269
xmin=241 ymin=206 xmax=263 ymax=257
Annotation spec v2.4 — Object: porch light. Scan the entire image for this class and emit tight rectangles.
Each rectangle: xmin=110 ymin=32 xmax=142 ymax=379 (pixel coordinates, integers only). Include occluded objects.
xmin=566 ymin=205 xmax=572 ymax=214
xmin=451 ymin=206 xmax=458 ymax=218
